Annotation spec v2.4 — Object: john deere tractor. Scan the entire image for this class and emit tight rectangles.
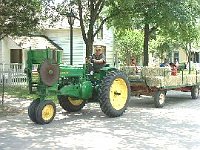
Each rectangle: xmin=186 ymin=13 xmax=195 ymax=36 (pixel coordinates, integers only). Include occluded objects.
xmin=25 ymin=49 xmax=130 ymax=124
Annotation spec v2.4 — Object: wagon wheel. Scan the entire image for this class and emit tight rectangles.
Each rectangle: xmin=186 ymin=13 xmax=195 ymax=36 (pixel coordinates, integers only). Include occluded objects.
xmin=57 ymin=95 xmax=85 ymax=112
xmin=35 ymin=100 xmax=56 ymax=124
xmin=154 ymin=91 xmax=166 ymax=108
xmin=164 ymin=90 xmax=167 ymax=95
xmin=99 ymin=71 xmax=130 ymax=117
xmin=28 ymin=98 xmax=40 ymax=123
xmin=191 ymin=85 xmax=199 ymax=99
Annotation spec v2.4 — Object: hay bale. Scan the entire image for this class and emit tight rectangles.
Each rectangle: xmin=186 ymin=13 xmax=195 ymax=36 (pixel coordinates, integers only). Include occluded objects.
xmin=141 ymin=67 xmax=171 ymax=77
xmin=120 ymin=66 xmax=137 ymax=76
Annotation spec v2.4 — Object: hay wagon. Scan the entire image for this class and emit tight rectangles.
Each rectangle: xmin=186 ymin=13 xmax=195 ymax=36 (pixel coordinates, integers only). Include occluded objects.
xmin=122 ymin=66 xmax=200 ymax=107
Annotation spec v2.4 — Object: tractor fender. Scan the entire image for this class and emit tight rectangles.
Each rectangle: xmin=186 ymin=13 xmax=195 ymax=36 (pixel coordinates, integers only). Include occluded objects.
xmin=80 ymin=81 xmax=93 ymax=99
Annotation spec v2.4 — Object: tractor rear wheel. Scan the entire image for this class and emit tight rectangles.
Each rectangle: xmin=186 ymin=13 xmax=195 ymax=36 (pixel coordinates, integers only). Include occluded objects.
xmin=35 ymin=100 xmax=56 ymax=124
xmin=99 ymin=71 xmax=130 ymax=117
xmin=57 ymin=96 xmax=85 ymax=112
xmin=28 ymin=98 xmax=40 ymax=123
xmin=191 ymin=85 xmax=199 ymax=99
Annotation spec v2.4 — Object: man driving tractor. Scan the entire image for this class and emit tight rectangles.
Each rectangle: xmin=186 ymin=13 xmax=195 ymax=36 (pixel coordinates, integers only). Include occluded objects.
xmin=91 ymin=46 xmax=106 ymax=72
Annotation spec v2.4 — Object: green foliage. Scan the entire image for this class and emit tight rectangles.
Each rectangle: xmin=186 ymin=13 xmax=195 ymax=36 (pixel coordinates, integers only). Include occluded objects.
xmin=54 ymin=0 xmax=110 ymax=57
xmin=0 ymin=0 xmax=43 ymax=39
xmin=107 ymin=0 xmax=200 ymax=65
xmin=149 ymin=36 xmax=175 ymax=60
xmin=115 ymin=29 xmax=143 ymax=65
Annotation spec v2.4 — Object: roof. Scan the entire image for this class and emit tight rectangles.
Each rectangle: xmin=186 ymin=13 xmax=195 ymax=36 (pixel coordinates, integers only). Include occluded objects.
xmin=12 ymin=35 xmax=63 ymax=50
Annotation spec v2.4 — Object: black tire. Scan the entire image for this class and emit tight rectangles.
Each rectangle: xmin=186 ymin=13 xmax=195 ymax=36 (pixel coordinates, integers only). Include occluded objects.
xmin=98 ymin=71 xmax=130 ymax=117
xmin=154 ymin=91 xmax=166 ymax=108
xmin=35 ymin=100 xmax=56 ymax=124
xmin=28 ymin=99 xmax=40 ymax=123
xmin=191 ymin=85 xmax=199 ymax=99
xmin=57 ymin=95 xmax=85 ymax=112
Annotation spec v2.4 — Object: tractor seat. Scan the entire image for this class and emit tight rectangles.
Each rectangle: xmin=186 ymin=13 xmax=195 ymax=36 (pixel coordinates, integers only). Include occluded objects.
xmin=104 ymin=64 xmax=110 ymax=67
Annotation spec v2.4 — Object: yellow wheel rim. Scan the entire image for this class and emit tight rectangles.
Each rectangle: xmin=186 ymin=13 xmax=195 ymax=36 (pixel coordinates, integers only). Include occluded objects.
xmin=110 ymin=78 xmax=128 ymax=110
xmin=68 ymin=97 xmax=83 ymax=106
xmin=42 ymin=104 xmax=54 ymax=121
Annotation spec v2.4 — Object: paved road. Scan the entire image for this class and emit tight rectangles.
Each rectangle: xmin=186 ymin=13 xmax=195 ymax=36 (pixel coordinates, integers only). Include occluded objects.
xmin=0 ymin=91 xmax=200 ymax=150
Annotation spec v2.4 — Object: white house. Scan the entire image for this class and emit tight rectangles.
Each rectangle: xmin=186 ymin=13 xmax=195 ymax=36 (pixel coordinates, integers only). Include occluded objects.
xmin=0 ymin=36 xmax=23 ymax=65
xmin=0 ymin=25 xmax=115 ymax=68
xmin=0 ymin=36 xmax=61 ymax=69
xmin=42 ymin=26 xmax=114 ymax=65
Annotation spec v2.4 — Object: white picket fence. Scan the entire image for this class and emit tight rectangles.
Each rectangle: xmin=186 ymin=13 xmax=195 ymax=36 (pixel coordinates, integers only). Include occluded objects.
xmin=0 ymin=63 xmax=27 ymax=87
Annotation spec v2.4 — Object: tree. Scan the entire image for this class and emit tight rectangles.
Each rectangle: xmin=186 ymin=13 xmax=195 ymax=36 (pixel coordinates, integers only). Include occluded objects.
xmin=115 ymin=29 xmax=143 ymax=65
xmin=175 ymin=23 xmax=200 ymax=72
xmin=149 ymin=36 xmax=170 ymax=60
xmin=56 ymin=0 xmax=116 ymax=59
xmin=107 ymin=0 xmax=200 ymax=66
xmin=0 ymin=0 xmax=43 ymax=40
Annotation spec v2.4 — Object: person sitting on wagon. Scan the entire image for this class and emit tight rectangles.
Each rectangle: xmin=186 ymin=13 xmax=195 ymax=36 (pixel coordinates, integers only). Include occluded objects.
xmin=91 ymin=46 xmax=106 ymax=72
xmin=160 ymin=58 xmax=169 ymax=67
xmin=131 ymin=57 xmax=139 ymax=73
xmin=169 ymin=62 xmax=177 ymax=76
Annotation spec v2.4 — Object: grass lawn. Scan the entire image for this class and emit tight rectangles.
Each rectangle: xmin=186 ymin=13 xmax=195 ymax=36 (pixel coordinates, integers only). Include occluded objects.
xmin=0 ymin=86 xmax=58 ymax=102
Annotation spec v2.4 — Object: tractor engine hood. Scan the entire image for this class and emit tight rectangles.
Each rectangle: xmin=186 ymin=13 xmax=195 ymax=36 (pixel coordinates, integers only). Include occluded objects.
xmin=59 ymin=65 xmax=84 ymax=77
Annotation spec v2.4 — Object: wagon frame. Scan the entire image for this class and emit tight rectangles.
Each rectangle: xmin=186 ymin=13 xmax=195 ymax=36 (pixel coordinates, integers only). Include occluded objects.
xmin=122 ymin=66 xmax=200 ymax=107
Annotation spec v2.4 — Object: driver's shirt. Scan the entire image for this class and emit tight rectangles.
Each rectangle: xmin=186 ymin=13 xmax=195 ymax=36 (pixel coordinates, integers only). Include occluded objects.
xmin=92 ymin=53 xmax=106 ymax=72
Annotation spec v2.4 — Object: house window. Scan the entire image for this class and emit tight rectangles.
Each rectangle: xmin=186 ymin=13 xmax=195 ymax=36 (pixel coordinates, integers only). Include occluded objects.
xmin=174 ymin=51 xmax=179 ymax=63
xmin=167 ymin=51 xmax=173 ymax=63
xmin=10 ymin=49 xmax=22 ymax=63
xmin=195 ymin=52 xmax=199 ymax=63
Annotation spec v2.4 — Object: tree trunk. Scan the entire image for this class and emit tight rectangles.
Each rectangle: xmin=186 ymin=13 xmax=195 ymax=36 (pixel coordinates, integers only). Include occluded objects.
xmin=86 ymin=41 xmax=93 ymax=59
xmin=143 ymin=24 xmax=150 ymax=66
xmin=188 ymin=43 xmax=192 ymax=74
xmin=85 ymin=26 xmax=94 ymax=60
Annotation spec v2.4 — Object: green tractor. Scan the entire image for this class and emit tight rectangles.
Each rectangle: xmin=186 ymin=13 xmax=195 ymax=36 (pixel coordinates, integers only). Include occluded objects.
xmin=25 ymin=49 xmax=130 ymax=124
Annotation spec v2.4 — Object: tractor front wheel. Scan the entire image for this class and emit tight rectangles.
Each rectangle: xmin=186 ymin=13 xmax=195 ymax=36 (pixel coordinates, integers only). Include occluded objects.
xmin=28 ymin=98 xmax=40 ymax=123
xmin=35 ymin=100 xmax=56 ymax=124
xmin=99 ymin=71 xmax=130 ymax=117
xmin=57 ymin=96 xmax=85 ymax=112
